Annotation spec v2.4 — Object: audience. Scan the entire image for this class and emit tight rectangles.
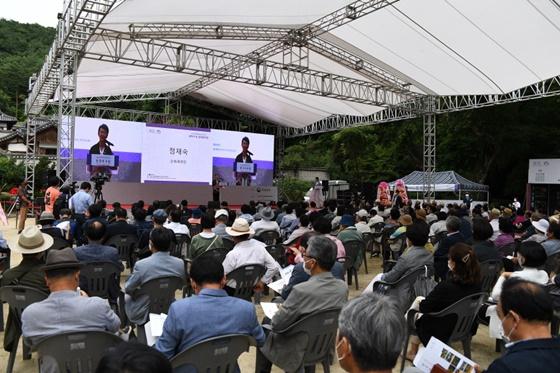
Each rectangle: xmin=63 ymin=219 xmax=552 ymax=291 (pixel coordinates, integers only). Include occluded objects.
xmin=283 ymin=213 xmax=311 ymax=245
xmin=189 ymin=213 xmax=224 ymax=258
xmin=336 ymin=294 xmax=406 ymax=373
xmin=74 ymin=220 xmax=124 ymax=304
xmin=313 ymin=216 xmax=346 ymax=259
xmin=354 ymin=211 xmax=371 ymax=235
xmin=494 ymin=217 xmax=515 ymax=252
xmin=21 ymin=248 xmax=121 ymax=345
xmin=428 ymin=211 xmax=447 ymax=238
xmin=525 ymin=218 xmax=549 ymax=243
xmin=212 ymin=209 xmax=231 ymax=239
xmin=137 ymin=209 xmax=176 ymax=254
xmin=155 ymin=257 xmax=265 ymax=366
xmin=164 ymin=209 xmax=190 ymax=236
xmin=485 ymin=278 xmax=560 ymax=373
xmin=124 ymin=228 xmax=185 ymax=325
xmin=368 ymin=208 xmax=384 ymax=227
xmin=251 ymin=207 xmax=280 ymax=237
xmin=256 ymin=235 xmax=348 ymax=372
xmin=187 ymin=208 xmax=202 ymax=226
xmin=96 ymin=342 xmax=172 ymax=373
xmin=2 ymin=227 xmax=51 ymax=353
xmin=222 ymin=218 xmax=279 ymax=290
xmin=406 ymin=243 xmax=481 ymax=360
xmin=338 ymin=214 xmax=364 ymax=243
xmin=542 ymin=222 xmax=560 ymax=257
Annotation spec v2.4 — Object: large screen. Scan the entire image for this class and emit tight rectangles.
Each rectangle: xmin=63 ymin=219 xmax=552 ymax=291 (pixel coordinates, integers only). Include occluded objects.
xmin=73 ymin=117 xmax=274 ymax=186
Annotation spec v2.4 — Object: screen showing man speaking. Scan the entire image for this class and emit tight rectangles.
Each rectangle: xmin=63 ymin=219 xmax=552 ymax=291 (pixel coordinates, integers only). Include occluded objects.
xmin=72 ymin=117 xmax=275 ymax=186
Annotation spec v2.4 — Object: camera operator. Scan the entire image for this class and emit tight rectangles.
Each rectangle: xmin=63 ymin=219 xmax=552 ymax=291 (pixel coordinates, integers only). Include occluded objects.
xmin=69 ymin=182 xmax=94 ymax=244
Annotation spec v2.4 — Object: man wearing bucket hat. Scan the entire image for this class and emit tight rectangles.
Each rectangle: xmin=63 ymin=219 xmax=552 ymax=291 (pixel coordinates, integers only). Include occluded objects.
xmin=222 ymin=218 xmax=279 ymax=290
xmin=21 ymin=247 xmax=121 ymax=346
xmin=250 ymin=207 xmax=280 ymax=237
xmin=2 ymin=226 xmax=51 ymax=353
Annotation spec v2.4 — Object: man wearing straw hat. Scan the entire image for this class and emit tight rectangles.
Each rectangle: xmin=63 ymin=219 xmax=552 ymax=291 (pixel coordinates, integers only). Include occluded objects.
xmin=21 ymin=247 xmax=121 ymax=346
xmin=2 ymin=226 xmax=51 ymax=353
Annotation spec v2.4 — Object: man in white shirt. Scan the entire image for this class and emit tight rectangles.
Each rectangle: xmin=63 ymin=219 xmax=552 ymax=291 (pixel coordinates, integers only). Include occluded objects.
xmin=251 ymin=207 xmax=280 ymax=237
xmin=429 ymin=211 xmax=448 ymax=237
xmin=368 ymin=209 xmax=384 ymax=227
xmin=354 ymin=210 xmax=372 ymax=234
xmin=164 ymin=209 xmax=190 ymax=236
xmin=489 ymin=208 xmax=501 ymax=241
xmin=222 ymin=218 xmax=279 ymax=288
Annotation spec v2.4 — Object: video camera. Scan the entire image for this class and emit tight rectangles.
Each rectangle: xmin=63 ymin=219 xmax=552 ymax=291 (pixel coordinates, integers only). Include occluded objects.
xmin=91 ymin=172 xmax=110 ymax=190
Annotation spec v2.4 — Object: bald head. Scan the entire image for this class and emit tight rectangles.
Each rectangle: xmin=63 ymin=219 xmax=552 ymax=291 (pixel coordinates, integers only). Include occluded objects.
xmin=84 ymin=220 xmax=106 ymax=242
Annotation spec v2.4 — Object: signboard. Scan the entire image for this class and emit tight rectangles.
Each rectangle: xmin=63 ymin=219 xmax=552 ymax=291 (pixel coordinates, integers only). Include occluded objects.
xmin=528 ymin=159 xmax=560 ymax=184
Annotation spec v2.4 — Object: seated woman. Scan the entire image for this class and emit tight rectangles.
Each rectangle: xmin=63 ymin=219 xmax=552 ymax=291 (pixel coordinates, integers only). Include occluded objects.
xmin=494 ymin=217 xmax=515 ymax=255
xmin=491 ymin=241 xmax=549 ymax=301
xmin=189 ymin=213 xmax=224 ymax=259
xmin=406 ymin=243 xmax=481 ymax=360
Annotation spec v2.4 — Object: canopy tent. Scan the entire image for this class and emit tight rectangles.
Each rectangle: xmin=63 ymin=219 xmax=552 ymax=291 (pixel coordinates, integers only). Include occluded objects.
xmin=388 ymin=171 xmax=489 ymax=193
xmin=40 ymin=0 xmax=560 ymax=129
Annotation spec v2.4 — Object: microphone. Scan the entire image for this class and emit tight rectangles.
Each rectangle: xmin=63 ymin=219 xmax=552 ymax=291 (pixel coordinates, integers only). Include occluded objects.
xmin=247 ymin=150 xmax=254 ymax=156
xmin=105 ymin=140 xmax=114 ymax=147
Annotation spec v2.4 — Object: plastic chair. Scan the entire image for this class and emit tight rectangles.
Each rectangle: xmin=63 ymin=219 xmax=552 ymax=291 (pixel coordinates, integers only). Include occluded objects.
xmin=35 ymin=331 xmax=123 ymax=373
xmin=400 ymin=292 xmax=486 ymax=373
xmin=373 ymin=265 xmax=431 ymax=312
xmin=170 ymin=334 xmax=255 ymax=372
xmin=266 ymin=244 xmax=287 ymax=268
xmin=226 ymin=264 xmax=266 ymax=302
xmin=105 ymin=234 xmax=138 ymax=269
xmin=255 ymin=230 xmax=280 ymax=246
xmin=174 ymin=233 xmax=191 ymax=258
xmin=274 ymin=308 xmax=341 ymax=373
xmin=80 ymin=262 xmax=121 ymax=301
xmin=360 ymin=232 xmax=373 ymax=273
xmin=0 ymin=249 xmax=10 ymax=332
xmin=430 ymin=230 xmax=448 ymax=246
xmin=380 ymin=227 xmax=398 ymax=269
xmin=0 ymin=286 xmax=48 ymax=373
xmin=340 ymin=240 xmax=365 ymax=290
xmin=479 ymin=259 xmax=503 ymax=294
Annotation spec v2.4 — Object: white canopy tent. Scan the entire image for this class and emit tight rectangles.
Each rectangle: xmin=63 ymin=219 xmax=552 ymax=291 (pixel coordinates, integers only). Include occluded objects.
xmin=22 ymin=0 xmax=560 ymax=197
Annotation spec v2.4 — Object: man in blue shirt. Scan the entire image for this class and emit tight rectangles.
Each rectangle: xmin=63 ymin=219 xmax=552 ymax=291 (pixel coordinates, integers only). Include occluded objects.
xmin=156 ymin=256 xmax=265 ymax=365
xmin=69 ymin=182 xmax=94 ymax=243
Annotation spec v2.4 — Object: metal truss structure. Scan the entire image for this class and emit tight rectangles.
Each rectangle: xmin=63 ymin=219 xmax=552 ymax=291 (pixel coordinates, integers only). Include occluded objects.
xmin=23 ymin=0 xmax=560 ymax=204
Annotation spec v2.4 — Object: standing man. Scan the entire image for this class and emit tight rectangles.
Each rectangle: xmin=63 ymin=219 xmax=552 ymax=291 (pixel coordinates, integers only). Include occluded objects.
xmin=17 ymin=180 xmax=32 ymax=234
xmin=43 ymin=177 xmax=61 ymax=214
xmin=88 ymin=123 xmax=114 ymax=178
xmin=69 ymin=182 xmax=94 ymax=243
xmin=234 ymin=136 xmax=253 ymax=186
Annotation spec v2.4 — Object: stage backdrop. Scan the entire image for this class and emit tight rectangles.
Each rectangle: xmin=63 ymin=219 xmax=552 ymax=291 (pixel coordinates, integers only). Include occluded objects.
xmin=73 ymin=117 xmax=274 ymax=186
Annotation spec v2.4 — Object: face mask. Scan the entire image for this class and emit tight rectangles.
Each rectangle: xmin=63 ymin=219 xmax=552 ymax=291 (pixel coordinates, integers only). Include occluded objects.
xmin=448 ymin=263 xmax=454 ymax=272
xmin=500 ymin=313 xmax=516 ymax=344
xmin=303 ymin=259 xmax=313 ymax=275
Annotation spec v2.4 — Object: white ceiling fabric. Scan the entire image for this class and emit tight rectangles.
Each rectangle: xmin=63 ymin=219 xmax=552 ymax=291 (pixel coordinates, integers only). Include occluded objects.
xmin=75 ymin=0 xmax=560 ymax=128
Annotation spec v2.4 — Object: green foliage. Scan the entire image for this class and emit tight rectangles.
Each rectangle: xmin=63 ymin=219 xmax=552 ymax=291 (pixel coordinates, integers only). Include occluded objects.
xmin=277 ymin=177 xmax=312 ymax=202
xmin=0 ymin=156 xmax=25 ymax=191
xmin=0 ymin=19 xmax=56 ymax=119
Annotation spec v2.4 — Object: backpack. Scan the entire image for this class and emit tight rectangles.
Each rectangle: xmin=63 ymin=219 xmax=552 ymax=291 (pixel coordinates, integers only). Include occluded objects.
xmin=53 ymin=193 xmax=69 ymax=219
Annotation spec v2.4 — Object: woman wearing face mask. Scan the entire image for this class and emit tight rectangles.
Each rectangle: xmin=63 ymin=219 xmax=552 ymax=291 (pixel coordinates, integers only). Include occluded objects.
xmin=490 ymin=241 xmax=548 ymax=301
xmin=405 ymin=243 xmax=481 ymax=361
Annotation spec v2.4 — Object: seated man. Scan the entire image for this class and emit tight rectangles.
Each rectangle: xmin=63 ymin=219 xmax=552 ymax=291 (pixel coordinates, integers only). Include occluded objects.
xmin=212 ymin=209 xmax=230 ymax=239
xmin=486 ymin=278 xmax=560 ymax=373
xmin=164 ymin=209 xmax=190 ymax=236
xmin=190 ymin=213 xmax=224 ymax=259
xmin=104 ymin=207 xmax=137 ymax=240
xmin=256 ymin=235 xmax=348 ymax=373
xmin=21 ymin=248 xmax=121 ymax=346
xmin=137 ymin=209 xmax=176 ymax=257
xmin=336 ymin=293 xmax=405 ymax=373
xmin=251 ymin=207 xmax=280 ymax=237
xmin=38 ymin=211 xmax=65 ymax=240
xmin=337 ymin=214 xmax=364 ymax=243
xmin=74 ymin=220 xmax=124 ymax=303
xmin=124 ymin=227 xmax=185 ymax=325
xmin=2 ymin=227 xmax=50 ymax=354
xmin=155 ymin=257 xmax=265 ymax=366
xmin=98 ymin=342 xmax=172 ymax=373
xmin=222 ymin=218 xmax=279 ymax=289
xmin=281 ymin=232 xmax=345 ymax=299
xmin=364 ymin=222 xmax=433 ymax=297
xmin=54 ymin=208 xmax=76 ymax=242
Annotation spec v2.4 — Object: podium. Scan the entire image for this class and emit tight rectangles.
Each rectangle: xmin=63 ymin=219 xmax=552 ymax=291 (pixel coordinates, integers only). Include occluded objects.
xmin=87 ymin=154 xmax=119 ymax=168
xmin=234 ymin=162 xmax=256 ymax=187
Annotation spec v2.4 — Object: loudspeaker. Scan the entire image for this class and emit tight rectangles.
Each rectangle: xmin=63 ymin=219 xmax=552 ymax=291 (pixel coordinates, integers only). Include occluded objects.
xmin=322 ymin=180 xmax=329 ymax=192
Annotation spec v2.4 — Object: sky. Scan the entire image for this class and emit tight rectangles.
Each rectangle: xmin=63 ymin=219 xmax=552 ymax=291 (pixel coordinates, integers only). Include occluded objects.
xmin=1 ymin=0 xmax=63 ymax=27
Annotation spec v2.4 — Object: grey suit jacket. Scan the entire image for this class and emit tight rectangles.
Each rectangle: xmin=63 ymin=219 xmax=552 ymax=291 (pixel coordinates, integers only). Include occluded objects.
xmin=260 ymin=272 xmax=348 ymax=371
xmin=124 ymin=251 xmax=185 ymax=324
xmin=380 ymin=245 xmax=433 ymax=310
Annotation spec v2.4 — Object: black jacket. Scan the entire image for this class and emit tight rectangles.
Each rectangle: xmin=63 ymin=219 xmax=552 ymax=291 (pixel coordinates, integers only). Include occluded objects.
xmin=89 ymin=142 xmax=113 ymax=155
xmin=485 ymin=338 xmax=560 ymax=373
